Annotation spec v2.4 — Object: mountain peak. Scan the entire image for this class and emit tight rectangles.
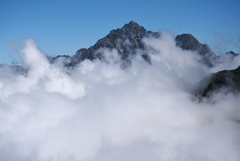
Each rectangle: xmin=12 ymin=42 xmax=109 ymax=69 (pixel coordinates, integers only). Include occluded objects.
xmin=65 ymin=22 xmax=215 ymax=67
xmin=175 ymin=34 xmax=213 ymax=56
xmin=103 ymin=21 xmax=147 ymax=39
xmin=71 ymin=21 xmax=151 ymax=64
xmin=175 ymin=33 xmax=216 ymax=67
xmin=122 ymin=21 xmax=143 ymax=29
xmin=175 ymin=34 xmax=201 ymax=50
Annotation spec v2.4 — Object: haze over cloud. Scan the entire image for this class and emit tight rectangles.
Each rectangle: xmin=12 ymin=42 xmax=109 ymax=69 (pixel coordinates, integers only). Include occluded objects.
xmin=0 ymin=33 xmax=240 ymax=161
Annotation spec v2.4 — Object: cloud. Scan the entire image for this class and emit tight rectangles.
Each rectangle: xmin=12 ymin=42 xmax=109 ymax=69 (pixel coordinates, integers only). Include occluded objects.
xmin=0 ymin=34 xmax=239 ymax=161
xmin=211 ymin=53 xmax=240 ymax=72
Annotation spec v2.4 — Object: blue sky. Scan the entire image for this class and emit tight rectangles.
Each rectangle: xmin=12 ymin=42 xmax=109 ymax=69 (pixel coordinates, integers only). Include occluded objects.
xmin=0 ymin=0 xmax=240 ymax=64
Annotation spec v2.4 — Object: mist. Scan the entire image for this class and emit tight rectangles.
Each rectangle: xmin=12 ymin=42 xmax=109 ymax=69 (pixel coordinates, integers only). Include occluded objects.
xmin=0 ymin=33 xmax=240 ymax=161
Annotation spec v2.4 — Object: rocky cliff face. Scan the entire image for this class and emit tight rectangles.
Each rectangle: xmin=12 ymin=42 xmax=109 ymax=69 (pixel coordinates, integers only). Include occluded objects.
xmin=70 ymin=21 xmax=158 ymax=65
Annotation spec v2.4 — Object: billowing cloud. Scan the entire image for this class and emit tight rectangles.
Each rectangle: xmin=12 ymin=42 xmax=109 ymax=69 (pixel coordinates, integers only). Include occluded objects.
xmin=0 ymin=32 xmax=239 ymax=161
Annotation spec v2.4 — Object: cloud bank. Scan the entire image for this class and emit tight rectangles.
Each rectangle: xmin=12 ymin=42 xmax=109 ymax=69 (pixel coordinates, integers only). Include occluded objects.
xmin=0 ymin=33 xmax=240 ymax=161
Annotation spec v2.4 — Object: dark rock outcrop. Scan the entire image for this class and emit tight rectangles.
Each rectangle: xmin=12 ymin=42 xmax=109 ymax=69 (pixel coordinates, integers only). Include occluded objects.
xmin=196 ymin=66 xmax=240 ymax=97
xmin=225 ymin=51 xmax=238 ymax=57
xmin=175 ymin=34 xmax=216 ymax=67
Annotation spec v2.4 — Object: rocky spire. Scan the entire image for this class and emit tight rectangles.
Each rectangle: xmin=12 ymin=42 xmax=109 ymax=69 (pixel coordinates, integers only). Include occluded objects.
xmin=71 ymin=21 xmax=153 ymax=64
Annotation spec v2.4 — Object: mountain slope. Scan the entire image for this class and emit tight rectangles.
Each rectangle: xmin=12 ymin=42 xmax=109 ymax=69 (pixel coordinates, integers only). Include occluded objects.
xmin=175 ymin=34 xmax=216 ymax=67
xmin=70 ymin=21 xmax=158 ymax=65
xmin=54 ymin=21 xmax=216 ymax=67
xmin=196 ymin=66 xmax=240 ymax=97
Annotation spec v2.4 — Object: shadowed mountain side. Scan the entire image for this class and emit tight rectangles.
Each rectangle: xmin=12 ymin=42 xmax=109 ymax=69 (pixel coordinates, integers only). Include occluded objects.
xmin=196 ymin=66 xmax=240 ymax=98
xmin=175 ymin=34 xmax=216 ymax=67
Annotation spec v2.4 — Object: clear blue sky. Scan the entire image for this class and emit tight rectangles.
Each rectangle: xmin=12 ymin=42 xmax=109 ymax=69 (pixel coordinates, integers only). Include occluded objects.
xmin=0 ymin=0 xmax=240 ymax=64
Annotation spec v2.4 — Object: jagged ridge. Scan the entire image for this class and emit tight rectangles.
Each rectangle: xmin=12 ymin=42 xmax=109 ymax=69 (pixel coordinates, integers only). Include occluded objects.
xmin=63 ymin=21 xmax=218 ymax=67
xmin=70 ymin=21 xmax=158 ymax=65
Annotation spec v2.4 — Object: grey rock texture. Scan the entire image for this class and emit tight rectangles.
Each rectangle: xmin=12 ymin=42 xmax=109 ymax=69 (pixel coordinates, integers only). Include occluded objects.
xmin=196 ymin=66 xmax=240 ymax=97
xmin=71 ymin=21 xmax=158 ymax=65
xmin=175 ymin=34 xmax=216 ymax=67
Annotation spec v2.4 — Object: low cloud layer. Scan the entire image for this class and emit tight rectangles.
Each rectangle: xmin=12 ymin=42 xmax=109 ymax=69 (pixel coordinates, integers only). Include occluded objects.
xmin=0 ymin=33 xmax=240 ymax=161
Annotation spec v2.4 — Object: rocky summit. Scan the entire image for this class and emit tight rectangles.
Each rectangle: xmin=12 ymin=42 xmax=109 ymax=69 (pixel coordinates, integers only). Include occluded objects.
xmin=56 ymin=21 xmax=217 ymax=67
xmin=70 ymin=21 xmax=158 ymax=65
xmin=175 ymin=34 xmax=213 ymax=57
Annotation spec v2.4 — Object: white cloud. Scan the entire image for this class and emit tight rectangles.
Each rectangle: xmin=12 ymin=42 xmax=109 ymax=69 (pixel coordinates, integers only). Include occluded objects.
xmin=0 ymin=35 xmax=239 ymax=161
